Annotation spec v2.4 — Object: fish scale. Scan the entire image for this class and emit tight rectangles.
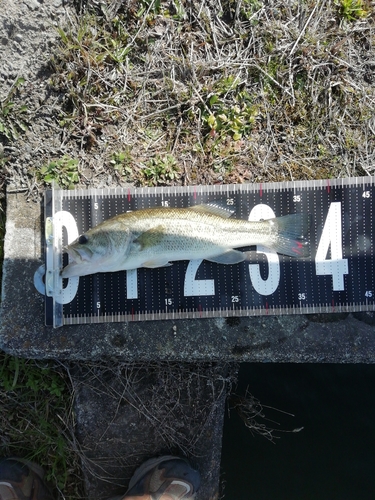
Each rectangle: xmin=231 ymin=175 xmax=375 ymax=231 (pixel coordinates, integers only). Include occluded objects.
xmin=43 ymin=177 xmax=375 ymax=327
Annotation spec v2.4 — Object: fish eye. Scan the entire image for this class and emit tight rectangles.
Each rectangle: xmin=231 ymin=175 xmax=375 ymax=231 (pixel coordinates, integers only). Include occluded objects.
xmin=78 ymin=234 xmax=88 ymax=244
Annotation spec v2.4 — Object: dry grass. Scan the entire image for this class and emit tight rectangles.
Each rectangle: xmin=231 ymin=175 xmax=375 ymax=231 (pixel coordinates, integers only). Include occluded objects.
xmin=73 ymin=360 xmax=235 ymax=456
xmin=68 ymin=360 xmax=237 ymax=498
xmin=229 ymin=388 xmax=304 ymax=443
xmin=47 ymin=0 xmax=375 ymax=188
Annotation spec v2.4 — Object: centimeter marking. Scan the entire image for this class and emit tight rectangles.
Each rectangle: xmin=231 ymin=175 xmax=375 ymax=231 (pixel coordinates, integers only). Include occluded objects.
xmin=45 ymin=177 xmax=375 ymax=326
xmin=58 ymin=177 xmax=368 ymax=199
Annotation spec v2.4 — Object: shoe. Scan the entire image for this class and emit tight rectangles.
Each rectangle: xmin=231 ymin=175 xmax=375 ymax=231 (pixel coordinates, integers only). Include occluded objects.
xmin=0 ymin=458 xmax=54 ymax=500
xmin=112 ymin=455 xmax=200 ymax=500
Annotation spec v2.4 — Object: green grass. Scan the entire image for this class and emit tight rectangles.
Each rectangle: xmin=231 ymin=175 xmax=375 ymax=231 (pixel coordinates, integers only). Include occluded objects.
xmin=138 ymin=154 xmax=180 ymax=186
xmin=0 ymin=353 xmax=83 ymax=498
xmin=0 ymin=77 xmax=28 ymax=142
xmin=336 ymin=0 xmax=369 ymax=21
xmin=37 ymin=156 xmax=80 ymax=189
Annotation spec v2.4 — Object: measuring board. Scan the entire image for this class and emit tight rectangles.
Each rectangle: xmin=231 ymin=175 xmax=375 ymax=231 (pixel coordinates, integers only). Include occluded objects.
xmin=43 ymin=177 xmax=374 ymax=327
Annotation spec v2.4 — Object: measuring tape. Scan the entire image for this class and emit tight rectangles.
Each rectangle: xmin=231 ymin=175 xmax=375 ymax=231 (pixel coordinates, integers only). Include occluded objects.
xmin=43 ymin=177 xmax=374 ymax=327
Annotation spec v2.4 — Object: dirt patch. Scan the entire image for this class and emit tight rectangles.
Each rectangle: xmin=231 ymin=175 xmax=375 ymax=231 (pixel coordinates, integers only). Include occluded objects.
xmin=0 ymin=0 xmax=71 ymax=193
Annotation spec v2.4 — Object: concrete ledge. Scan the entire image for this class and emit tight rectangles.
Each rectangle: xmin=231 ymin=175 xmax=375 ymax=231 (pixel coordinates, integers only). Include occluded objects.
xmin=1 ymin=190 xmax=375 ymax=362
xmin=72 ymin=362 xmax=230 ymax=500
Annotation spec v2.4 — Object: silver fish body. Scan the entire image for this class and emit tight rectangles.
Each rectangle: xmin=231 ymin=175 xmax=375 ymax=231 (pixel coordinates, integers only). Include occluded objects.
xmin=61 ymin=203 xmax=310 ymax=278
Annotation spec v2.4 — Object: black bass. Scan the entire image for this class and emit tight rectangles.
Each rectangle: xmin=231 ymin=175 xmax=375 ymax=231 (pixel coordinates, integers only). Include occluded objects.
xmin=61 ymin=203 xmax=310 ymax=278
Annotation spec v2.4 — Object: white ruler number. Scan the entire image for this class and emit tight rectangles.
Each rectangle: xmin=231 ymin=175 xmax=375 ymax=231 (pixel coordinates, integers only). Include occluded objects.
xmin=184 ymin=259 xmax=215 ymax=296
xmin=49 ymin=211 xmax=79 ymax=304
xmin=315 ymin=202 xmax=348 ymax=291
xmin=126 ymin=269 xmax=138 ymax=299
xmin=248 ymin=205 xmax=280 ymax=295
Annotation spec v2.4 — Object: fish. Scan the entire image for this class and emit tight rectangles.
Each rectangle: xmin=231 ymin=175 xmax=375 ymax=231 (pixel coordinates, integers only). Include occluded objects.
xmin=61 ymin=203 xmax=311 ymax=278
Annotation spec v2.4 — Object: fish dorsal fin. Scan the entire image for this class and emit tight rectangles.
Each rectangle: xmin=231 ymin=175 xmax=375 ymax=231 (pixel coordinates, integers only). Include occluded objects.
xmin=190 ymin=201 xmax=235 ymax=219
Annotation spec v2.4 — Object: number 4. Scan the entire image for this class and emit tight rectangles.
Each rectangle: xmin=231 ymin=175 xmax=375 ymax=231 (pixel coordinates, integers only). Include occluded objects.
xmin=315 ymin=202 xmax=348 ymax=291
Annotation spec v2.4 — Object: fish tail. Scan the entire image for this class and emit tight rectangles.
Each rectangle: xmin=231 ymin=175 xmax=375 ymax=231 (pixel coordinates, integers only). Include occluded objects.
xmin=272 ymin=213 xmax=311 ymax=257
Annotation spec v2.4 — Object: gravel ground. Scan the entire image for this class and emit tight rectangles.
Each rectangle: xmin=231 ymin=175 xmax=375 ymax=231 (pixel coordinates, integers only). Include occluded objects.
xmin=0 ymin=0 xmax=74 ymax=194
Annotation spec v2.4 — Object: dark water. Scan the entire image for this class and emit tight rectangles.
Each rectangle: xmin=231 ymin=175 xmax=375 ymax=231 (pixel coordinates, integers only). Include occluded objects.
xmin=221 ymin=364 xmax=375 ymax=500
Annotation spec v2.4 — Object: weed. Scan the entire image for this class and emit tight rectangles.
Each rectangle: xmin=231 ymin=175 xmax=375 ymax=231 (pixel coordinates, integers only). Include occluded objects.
xmin=214 ymin=157 xmax=234 ymax=177
xmin=50 ymin=13 xmax=134 ymax=144
xmin=166 ymin=0 xmax=187 ymax=21
xmin=229 ymin=388 xmax=304 ymax=442
xmin=202 ymin=76 xmax=258 ymax=142
xmin=38 ymin=156 xmax=79 ymax=188
xmin=0 ymin=77 xmax=28 ymax=142
xmin=109 ymin=150 xmax=134 ymax=179
xmin=136 ymin=0 xmax=162 ymax=19
xmin=47 ymin=2 xmax=374 ymax=184
xmin=204 ymin=101 xmax=257 ymax=141
xmin=336 ymin=0 xmax=369 ymax=21
xmin=138 ymin=154 xmax=180 ymax=186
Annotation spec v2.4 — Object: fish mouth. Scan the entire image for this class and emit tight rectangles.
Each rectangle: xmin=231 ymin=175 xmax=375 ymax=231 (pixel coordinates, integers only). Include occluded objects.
xmin=61 ymin=245 xmax=97 ymax=278
xmin=64 ymin=245 xmax=93 ymax=263
xmin=64 ymin=246 xmax=81 ymax=262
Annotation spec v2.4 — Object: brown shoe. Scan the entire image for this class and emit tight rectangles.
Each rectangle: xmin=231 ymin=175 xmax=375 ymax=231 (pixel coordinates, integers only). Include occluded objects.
xmin=110 ymin=455 xmax=200 ymax=500
xmin=0 ymin=458 xmax=54 ymax=500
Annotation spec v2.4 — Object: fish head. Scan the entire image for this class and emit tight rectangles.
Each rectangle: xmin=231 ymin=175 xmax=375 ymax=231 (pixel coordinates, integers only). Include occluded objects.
xmin=61 ymin=225 xmax=131 ymax=278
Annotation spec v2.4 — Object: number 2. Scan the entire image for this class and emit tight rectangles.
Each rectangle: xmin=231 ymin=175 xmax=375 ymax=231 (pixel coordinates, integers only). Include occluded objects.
xmin=184 ymin=260 xmax=215 ymax=296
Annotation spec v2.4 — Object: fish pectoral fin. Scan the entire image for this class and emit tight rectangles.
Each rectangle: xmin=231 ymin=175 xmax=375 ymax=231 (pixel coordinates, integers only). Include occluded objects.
xmin=134 ymin=225 xmax=165 ymax=250
xmin=190 ymin=202 xmax=235 ymax=219
xmin=206 ymin=250 xmax=245 ymax=265
xmin=142 ymin=259 xmax=172 ymax=269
